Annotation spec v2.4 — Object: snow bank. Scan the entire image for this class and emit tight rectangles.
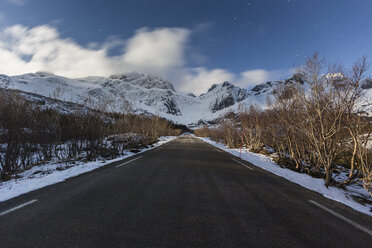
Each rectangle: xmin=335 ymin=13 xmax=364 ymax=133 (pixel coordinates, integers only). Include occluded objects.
xmin=197 ymin=137 xmax=372 ymax=216
xmin=0 ymin=136 xmax=177 ymax=202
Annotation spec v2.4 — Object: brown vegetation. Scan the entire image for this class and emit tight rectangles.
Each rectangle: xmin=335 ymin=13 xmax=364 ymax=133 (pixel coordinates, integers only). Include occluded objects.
xmin=0 ymin=93 xmax=181 ymax=180
xmin=195 ymin=53 xmax=372 ymax=195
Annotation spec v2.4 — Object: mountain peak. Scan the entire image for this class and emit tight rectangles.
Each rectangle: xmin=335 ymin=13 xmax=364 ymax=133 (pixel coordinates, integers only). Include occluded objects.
xmin=202 ymin=81 xmax=249 ymax=112
xmin=109 ymin=72 xmax=176 ymax=91
xmin=34 ymin=71 xmax=57 ymax=77
xmin=207 ymin=84 xmax=218 ymax=92
xmin=207 ymin=81 xmax=233 ymax=93
xmin=222 ymin=81 xmax=232 ymax=87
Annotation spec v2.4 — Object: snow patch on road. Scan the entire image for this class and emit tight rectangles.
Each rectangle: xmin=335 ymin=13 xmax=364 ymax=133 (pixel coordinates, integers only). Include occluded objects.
xmin=197 ymin=137 xmax=372 ymax=216
xmin=0 ymin=136 xmax=177 ymax=202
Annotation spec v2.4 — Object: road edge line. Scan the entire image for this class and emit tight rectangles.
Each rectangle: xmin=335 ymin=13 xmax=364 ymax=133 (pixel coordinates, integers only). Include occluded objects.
xmin=0 ymin=199 xmax=38 ymax=217
xmin=116 ymin=156 xmax=143 ymax=168
xmin=308 ymin=200 xmax=372 ymax=236
xmin=231 ymin=158 xmax=254 ymax=171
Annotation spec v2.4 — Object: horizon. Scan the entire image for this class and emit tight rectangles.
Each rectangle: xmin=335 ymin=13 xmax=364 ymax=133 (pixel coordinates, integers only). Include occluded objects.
xmin=0 ymin=0 xmax=371 ymax=94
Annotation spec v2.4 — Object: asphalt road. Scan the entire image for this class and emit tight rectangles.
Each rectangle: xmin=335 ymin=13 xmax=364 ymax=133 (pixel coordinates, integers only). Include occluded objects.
xmin=0 ymin=135 xmax=371 ymax=247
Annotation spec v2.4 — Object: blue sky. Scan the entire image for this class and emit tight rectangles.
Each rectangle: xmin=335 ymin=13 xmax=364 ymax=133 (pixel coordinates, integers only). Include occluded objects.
xmin=0 ymin=0 xmax=371 ymax=94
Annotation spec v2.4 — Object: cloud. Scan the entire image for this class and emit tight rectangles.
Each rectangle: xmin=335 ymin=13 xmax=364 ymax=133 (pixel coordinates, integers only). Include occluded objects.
xmin=0 ymin=24 xmax=292 ymax=94
xmin=123 ymin=27 xmax=190 ymax=74
xmin=194 ymin=22 xmax=214 ymax=33
xmin=0 ymin=24 xmax=191 ymax=78
xmin=0 ymin=25 xmax=116 ymax=76
xmin=177 ymin=67 xmax=235 ymax=95
xmin=238 ymin=69 xmax=291 ymax=88
xmin=6 ymin=0 xmax=28 ymax=6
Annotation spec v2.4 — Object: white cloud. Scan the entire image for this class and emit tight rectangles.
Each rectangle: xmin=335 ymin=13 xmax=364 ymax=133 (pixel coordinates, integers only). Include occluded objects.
xmin=0 ymin=24 xmax=292 ymax=95
xmin=0 ymin=24 xmax=191 ymax=78
xmin=238 ymin=69 xmax=291 ymax=88
xmin=177 ymin=67 xmax=235 ymax=95
xmin=6 ymin=0 xmax=28 ymax=6
xmin=123 ymin=27 xmax=190 ymax=74
xmin=0 ymin=25 xmax=116 ymax=77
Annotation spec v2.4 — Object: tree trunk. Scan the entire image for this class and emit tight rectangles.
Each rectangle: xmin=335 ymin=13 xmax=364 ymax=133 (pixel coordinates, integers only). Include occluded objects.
xmin=348 ymin=129 xmax=358 ymax=179
xmin=325 ymin=168 xmax=332 ymax=187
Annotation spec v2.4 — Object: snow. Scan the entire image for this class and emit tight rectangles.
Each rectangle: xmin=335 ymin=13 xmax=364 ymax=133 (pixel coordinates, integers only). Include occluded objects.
xmin=0 ymin=136 xmax=177 ymax=202
xmin=0 ymin=72 xmax=285 ymax=126
xmin=2 ymin=71 xmax=371 ymax=125
xmin=358 ymin=87 xmax=372 ymax=116
xmin=196 ymin=136 xmax=372 ymax=216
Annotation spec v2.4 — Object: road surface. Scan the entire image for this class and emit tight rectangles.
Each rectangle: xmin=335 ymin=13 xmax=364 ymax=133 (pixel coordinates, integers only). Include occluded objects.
xmin=0 ymin=135 xmax=371 ymax=247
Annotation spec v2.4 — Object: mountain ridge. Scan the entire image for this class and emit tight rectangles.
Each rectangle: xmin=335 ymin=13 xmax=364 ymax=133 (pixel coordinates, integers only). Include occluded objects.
xmin=0 ymin=71 xmax=371 ymax=126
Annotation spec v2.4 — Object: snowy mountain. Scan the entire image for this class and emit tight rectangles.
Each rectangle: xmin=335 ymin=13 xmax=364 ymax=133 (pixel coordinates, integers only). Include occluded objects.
xmin=0 ymin=72 xmax=371 ymax=126
xmin=0 ymin=87 xmax=94 ymax=115
xmin=359 ymin=79 xmax=372 ymax=116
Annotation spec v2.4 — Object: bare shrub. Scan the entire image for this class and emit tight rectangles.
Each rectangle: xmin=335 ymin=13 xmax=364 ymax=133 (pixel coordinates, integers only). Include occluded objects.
xmin=0 ymin=92 xmax=181 ymax=180
xmin=195 ymin=53 xmax=371 ymax=191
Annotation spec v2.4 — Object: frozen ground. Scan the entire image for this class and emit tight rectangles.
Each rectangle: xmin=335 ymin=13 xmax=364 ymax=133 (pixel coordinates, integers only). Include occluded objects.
xmin=0 ymin=136 xmax=177 ymax=202
xmin=197 ymin=136 xmax=372 ymax=216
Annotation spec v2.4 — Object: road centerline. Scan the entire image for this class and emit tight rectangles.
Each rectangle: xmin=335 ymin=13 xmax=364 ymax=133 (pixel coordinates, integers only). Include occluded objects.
xmin=0 ymin=199 xmax=38 ymax=217
xmin=308 ymin=200 xmax=372 ymax=236
xmin=116 ymin=156 xmax=143 ymax=168
xmin=231 ymin=158 xmax=254 ymax=171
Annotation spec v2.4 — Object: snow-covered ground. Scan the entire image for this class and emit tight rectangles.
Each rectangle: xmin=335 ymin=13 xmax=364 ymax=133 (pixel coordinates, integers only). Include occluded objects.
xmin=196 ymin=137 xmax=372 ymax=216
xmin=0 ymin=136 xmax=177 ymax=202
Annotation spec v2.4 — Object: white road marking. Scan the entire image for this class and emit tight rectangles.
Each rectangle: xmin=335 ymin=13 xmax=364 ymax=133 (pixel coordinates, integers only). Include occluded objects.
xmin=308 ymin=200 xmax=372 ymax=236
xmin=178 ymin=138 xmax=195 ymax=144
xmin=0 ymin=199 xmax=38 ymax=217
xmin=116 ymin=156 xmax=143 ymax=168
xmin=232 ymin=158 xmax=254 ymax=171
